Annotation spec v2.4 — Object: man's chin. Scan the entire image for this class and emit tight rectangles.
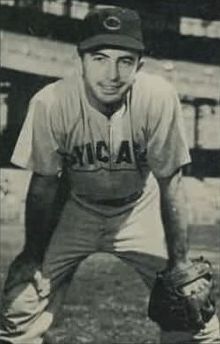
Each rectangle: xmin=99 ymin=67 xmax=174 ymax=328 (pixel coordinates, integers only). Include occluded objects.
xmin=98 ymin=93 xmax=124 ymax=105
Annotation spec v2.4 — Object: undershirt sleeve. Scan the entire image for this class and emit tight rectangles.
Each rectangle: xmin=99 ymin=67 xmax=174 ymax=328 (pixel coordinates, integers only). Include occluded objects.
xmin=147 ymin=84 xmax=191 ymax=178
xmin=11 ymin=94 xmax=63 ymax=176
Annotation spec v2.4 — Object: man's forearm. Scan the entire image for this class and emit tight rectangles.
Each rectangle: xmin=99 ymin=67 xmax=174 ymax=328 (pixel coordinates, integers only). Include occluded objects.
xmin=24 ymin=173 xmax=60 ymax=262
xmin=158 ymin=170 xmax=190 ymax=269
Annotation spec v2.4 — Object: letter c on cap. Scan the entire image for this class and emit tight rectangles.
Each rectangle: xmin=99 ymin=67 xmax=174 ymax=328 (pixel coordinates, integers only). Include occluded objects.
xmin=103 ymin=16 xmax=121 ymax=31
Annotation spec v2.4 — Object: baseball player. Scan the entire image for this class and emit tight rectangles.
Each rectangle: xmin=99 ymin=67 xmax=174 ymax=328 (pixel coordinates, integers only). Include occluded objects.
xmin=0 ymin=6 xmax=219 ymax=344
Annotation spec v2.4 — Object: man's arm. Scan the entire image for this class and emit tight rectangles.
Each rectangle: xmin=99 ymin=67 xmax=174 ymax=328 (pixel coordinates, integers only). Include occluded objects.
xmin=157 ymin=169 xmax=191 ymax=270
xmin=23 ymin=172 xmax=61 ymax=263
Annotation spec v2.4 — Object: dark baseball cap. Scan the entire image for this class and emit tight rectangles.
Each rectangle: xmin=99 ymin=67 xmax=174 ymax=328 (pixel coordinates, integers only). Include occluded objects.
xmin=78 ymin=7 xmax=145 ymax=53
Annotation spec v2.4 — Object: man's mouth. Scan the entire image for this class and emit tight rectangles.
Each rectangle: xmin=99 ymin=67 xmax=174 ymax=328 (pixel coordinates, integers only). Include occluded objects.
xmin=100 ymin=84 xmax=122 ymax=94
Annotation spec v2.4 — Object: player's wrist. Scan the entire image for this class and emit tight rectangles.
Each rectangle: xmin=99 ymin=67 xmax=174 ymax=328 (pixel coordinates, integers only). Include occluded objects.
xmin=167 ymin=256 xmax=192 ymax=272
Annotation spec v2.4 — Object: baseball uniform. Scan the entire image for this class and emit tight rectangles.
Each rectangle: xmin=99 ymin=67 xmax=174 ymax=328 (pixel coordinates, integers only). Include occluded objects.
xmin=2 ymin=69 xmax=219 ymax=344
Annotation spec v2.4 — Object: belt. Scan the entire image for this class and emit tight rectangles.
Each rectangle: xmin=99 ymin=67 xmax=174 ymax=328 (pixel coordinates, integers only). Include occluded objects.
xmin=79 ymin=191 xmax=143 ymax=207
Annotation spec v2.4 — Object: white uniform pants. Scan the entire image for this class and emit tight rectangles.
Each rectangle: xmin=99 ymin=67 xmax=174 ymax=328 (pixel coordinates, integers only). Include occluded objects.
xmin=0 ymin=197 xmax=220 ymax=344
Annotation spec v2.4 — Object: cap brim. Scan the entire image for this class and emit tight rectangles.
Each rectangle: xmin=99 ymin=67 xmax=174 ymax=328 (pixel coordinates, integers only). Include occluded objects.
xmin=78 ymin=34 xmax=145 ymax=52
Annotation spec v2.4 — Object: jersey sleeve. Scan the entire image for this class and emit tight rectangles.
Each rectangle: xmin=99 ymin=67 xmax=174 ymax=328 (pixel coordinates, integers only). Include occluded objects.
xmin=11 ymin=91 xmax=64 ymax=176
xmin=147 ymin=83 xmax=191 ymax=178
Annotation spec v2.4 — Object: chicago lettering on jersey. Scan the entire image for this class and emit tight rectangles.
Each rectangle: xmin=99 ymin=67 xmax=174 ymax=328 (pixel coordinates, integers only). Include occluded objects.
xmin=63 ymin=140 xmax=138 ymax=167
xmin=62 ymin=140 xmax=147 ymax=169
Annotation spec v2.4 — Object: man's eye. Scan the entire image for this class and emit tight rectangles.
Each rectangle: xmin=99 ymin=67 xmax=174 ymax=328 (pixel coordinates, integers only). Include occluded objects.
xmin=93 ymin=56 xmax=106 ymax=62
xmin=120 ymin=59 xmax=134 ymax=66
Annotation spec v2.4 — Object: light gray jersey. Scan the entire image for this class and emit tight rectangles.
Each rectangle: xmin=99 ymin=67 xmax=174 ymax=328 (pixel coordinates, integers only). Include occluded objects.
xmin=11 ymin=69 xmax=191 ymax=215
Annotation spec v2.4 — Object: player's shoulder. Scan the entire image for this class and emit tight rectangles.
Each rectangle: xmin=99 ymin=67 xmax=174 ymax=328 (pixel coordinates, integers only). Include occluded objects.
xmin=31 ymin=68 xmax=81 ymax=107
xmin=133 ymin=71 xmax=175 ymax=98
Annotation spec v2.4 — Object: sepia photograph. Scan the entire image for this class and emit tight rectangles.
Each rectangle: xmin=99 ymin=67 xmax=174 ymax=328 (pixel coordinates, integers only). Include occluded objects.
xmin=0 ymin=1 xmax=220 ymax=343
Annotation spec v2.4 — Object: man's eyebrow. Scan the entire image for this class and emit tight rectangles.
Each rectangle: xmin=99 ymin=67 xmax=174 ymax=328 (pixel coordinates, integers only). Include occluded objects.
xmin=90 ymin=52 xmax=109 ymax=57
xmin=90 ymin=52 xmax=136 ymax=60
xmin=119 ymin=55 xmax=136 ymax=60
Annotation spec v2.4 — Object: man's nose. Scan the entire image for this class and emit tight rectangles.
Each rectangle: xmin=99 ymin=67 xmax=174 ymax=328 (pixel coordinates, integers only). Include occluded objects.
xmin=107 ymin=62 xmax=119 ymax=81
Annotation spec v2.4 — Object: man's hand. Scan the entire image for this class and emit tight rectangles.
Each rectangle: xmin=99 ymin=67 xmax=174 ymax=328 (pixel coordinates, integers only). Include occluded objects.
xmin=4 ymin=251 xmax=41 ymax=292
xmin=4 ymin=251 xmax=50 ymax=298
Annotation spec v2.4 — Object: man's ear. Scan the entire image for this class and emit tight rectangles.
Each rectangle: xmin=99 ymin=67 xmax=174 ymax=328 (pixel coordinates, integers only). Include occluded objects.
xmin=75 ymin=55 xmax=83 ymax=75
xmin=137 ymin=57 xmax=146 ymax=71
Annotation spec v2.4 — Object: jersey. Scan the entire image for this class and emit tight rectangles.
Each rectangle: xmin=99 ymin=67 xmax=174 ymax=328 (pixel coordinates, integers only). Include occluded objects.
xmin=11 ymin=68 xmax=191 ymax=216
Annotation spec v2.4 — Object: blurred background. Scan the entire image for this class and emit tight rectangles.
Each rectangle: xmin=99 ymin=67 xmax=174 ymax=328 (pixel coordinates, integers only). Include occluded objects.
xmin=0 ymin=2 xmax=219 ymax=343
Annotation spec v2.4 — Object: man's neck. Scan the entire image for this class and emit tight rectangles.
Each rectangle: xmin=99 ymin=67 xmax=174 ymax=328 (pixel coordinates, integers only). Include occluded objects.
xmin=99 ymin=102 xmax=124 ymax=118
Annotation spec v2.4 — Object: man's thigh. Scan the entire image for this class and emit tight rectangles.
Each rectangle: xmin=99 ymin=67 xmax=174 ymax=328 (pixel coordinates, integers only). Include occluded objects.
xmin=42 ymin=199 xmax=103 ymax=286
xmin=114 ymin=251 xmax=166 ymax=289
xmin=103 ymin=187 xmax=168 ymax=259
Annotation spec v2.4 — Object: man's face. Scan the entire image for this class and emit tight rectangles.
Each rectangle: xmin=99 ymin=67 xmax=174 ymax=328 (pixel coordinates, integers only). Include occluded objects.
xmin=81 ymin=48 xmax=142 ymax=106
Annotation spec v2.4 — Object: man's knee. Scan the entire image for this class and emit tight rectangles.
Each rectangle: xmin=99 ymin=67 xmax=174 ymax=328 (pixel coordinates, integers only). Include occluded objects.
xmin=1 ymin=282 xmax=48 ymax=333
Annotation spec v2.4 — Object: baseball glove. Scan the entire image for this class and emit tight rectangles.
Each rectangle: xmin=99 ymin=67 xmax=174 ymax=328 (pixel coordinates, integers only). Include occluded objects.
xmin=148 ymin=257 xmax=215 ymax=332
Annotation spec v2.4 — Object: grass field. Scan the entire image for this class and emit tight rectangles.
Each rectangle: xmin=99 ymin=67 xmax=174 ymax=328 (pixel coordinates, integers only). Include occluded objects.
xmin=0 ymin=223 xmax=220 ymax=344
